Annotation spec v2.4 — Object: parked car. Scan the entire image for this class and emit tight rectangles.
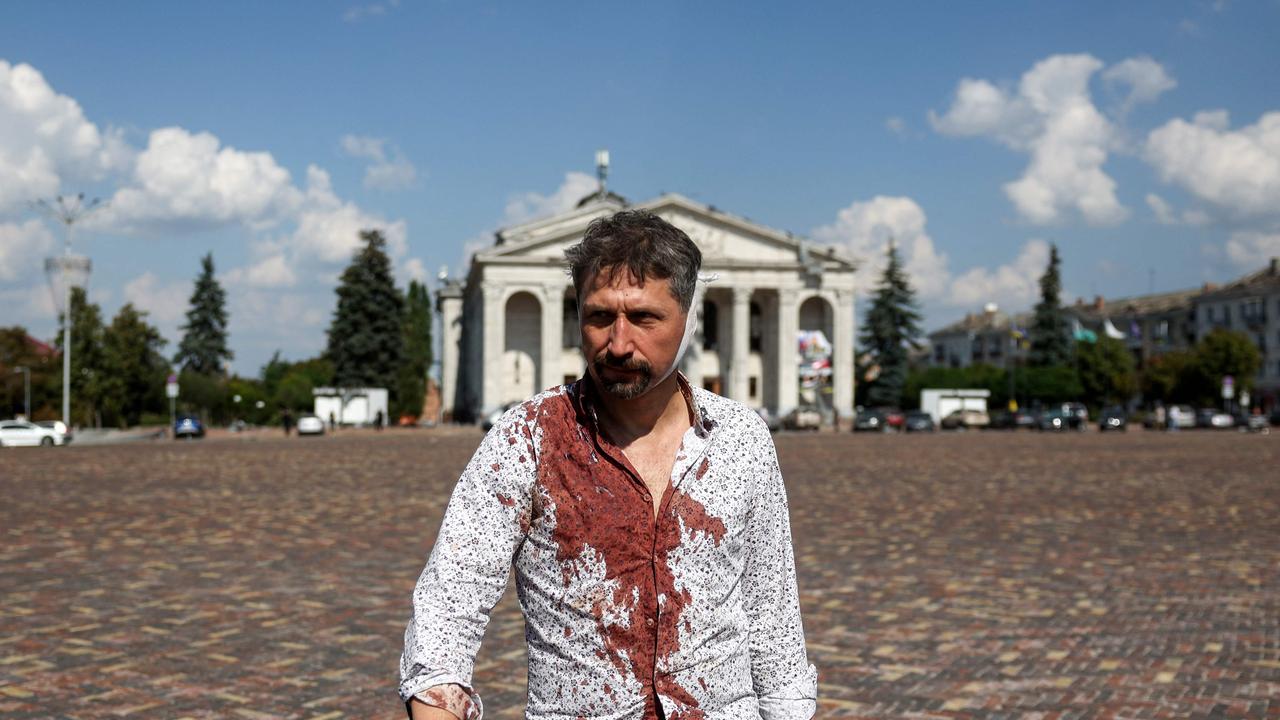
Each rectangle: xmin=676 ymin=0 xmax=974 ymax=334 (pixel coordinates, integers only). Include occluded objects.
xmin=783 ymin=407 xmax=822 ymax=431
xmin=1238 ymin=412 xmax=1270 ymax=434
xmin=0 ymin=419 xmax=68 ymax=447
xmin=482 ymin=402 xmax=521 ymax=432
xmin=903 ymin=411 xmax=935 ymax=433
xmin=941 ymin=408 xmax=990 ymax=430
xmin=875 ymin=407 xmax=905 ymax=431
xmin=173 ymin=414 xmax=205 ymax=439
xmin=1039 ymin=403 xmax=1088 ymax=431
xmin=1195 ymin=408 xmax=1235 ymax=429
xmin=36 ymin=420 xmax=73 ymax=444
xmin=990 ymin=409 xmax=1037 ymax=431
xmin=854 ymin=408 xmax=889 ymax=432
xmin=296 ymin=414 xmax=325 ymax=436
xmin=753 ymin=407 xmax=782 ymax=433
xmin=1098 ymin=406 xmax=1127 ymax=432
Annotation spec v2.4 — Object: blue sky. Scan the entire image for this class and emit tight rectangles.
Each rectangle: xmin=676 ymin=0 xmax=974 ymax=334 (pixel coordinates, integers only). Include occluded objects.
xmin=2 ymin=0 xmax=1278 ymax=375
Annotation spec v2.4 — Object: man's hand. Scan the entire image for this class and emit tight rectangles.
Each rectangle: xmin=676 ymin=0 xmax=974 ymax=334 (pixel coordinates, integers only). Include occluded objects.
xmin=408 ymin=697 xmax=461 ymax=720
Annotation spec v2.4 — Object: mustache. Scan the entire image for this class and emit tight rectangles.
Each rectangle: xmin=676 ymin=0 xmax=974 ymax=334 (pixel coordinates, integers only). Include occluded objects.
xmin=593 ymin=353 xmax=651 ymax=373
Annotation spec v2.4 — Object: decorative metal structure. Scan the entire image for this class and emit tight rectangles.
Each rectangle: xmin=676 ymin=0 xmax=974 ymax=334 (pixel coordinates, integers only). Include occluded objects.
xmin=34 ymin=194 xmax=106 ymax=428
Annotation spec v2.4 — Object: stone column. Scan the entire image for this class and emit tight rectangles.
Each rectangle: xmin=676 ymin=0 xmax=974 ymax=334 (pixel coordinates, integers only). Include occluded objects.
xmin=540 ymin=284 xmax=564 ymax=391
xmin=833 ymin=288 xmax=855 ymax=422
xmin=775 ymin=287 xmax=799 ymax=417
xmin=436 ymin=285 xmax=463 ymax=421
xmin=481 ymin=282 xmax=505 ymax=415
xmin=681 ymin=285 xmax=706 ymax=389
xmin=730 ymin=286 xmax=751 ymax=402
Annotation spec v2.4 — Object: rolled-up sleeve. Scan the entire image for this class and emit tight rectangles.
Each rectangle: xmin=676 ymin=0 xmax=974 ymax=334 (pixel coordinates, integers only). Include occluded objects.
xmin=399 ymin=406 xmax=538 ymax=715
xmin=741 ymin=430 xmax=817 ymax=720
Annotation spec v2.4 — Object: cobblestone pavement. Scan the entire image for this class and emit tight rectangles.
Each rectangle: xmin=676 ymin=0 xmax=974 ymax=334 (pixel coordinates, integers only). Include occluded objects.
xmin=2 ymin=428 xmax=1278 ymax=719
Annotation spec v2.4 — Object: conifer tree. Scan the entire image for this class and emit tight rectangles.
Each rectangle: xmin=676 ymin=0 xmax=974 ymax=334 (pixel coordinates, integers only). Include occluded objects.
xmin=858 ymin=241 xmax=923 ymax=407
xmin=1029 ymin=243 xmax=1071 ymax=367
xmin=327 ymin=230 xmax=404 ymax=390
xmin=174 ymin=253 xmax=232 ymax=374
xmin=396 ymin=279 xmax=433 ymax=417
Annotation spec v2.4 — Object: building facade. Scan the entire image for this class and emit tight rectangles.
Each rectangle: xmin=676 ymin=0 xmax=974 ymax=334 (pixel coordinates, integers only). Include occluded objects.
xmin=925 ymin=257 xmax=1280 ymax=406
xmin=437 ymin=193 xmax=858 ymax=423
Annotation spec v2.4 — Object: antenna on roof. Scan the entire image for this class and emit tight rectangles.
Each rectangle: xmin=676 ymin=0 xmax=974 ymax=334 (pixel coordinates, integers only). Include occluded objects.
xmin=595 ymin=149 xmax=609 ymax=199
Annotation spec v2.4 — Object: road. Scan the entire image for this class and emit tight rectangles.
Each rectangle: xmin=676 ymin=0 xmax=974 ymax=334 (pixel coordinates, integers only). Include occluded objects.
xmin=1 ymin=428 xmax=1277 ymax=718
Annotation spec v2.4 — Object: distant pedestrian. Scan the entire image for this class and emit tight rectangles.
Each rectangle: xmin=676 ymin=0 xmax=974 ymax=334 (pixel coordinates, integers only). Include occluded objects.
xmin=374 ymin=409 xmax=384 ymax=431
xmin=1153 ymin=403 xmax=1165 ymax=432
xmin=328 ymin=411 xmax=336 ymax=432
xmin=282 ymin=408 xmax=294 ymax=436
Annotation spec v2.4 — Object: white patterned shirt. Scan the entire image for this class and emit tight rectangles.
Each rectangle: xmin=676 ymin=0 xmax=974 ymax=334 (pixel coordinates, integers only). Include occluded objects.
xmin=400 ymin=375 xmax=817 ymax=720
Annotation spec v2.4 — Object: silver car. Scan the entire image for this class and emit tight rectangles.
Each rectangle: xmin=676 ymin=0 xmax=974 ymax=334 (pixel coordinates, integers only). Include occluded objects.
xmin=0 ymin=419 xmax=68 ymax=447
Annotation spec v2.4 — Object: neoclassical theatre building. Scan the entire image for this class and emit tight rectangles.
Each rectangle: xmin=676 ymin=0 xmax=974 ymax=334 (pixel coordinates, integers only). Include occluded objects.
xmin=436 ymin=191 xmax=858 ymax=423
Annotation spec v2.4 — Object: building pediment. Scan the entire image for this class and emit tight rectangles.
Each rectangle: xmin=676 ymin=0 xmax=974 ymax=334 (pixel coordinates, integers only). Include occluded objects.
xmin=474 ymin=193 xmax=855 ymax=272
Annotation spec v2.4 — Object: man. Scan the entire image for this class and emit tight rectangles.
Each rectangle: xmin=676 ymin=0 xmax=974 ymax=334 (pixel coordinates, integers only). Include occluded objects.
xmin=400 ymin=210 xmax=816 ymax=720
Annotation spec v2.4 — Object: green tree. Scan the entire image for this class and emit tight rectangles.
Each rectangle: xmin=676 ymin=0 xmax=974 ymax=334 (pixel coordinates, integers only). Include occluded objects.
xmin=102 ymin=304 xmax=170 ymax=426
xmin=174 ymin=253 xmax=232 ymax=374
xmin=396 ymin=279 xmax=433 ymax=418
xmin=1141 ymin=349 xmax=1196 ymax=404
xmin=1029 ymin=244 xmax=1071 ymax=367
xmin=1018 ymin=364 xmax=1082 ymax=405
xmin=1075 ymin=335 xmax=1137 ymax=409
xmin=858 ymin=241 xmax=923 ymax=407
xmin=1188 ymin=329 xmax=1263 ymax=405
xmin=0 ymin=327 xmax=60 ymax=419
xmin=55 ymin=288 xmax=108 ymax=426
xmin=326 ymin=230 xmax=404 ymax=392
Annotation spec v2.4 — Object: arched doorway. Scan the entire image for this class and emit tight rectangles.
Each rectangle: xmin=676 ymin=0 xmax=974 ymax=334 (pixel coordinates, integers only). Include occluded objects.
xmin=502 ymin=291 xmax=542 ymax=404
xmin=798 ymin=296 xmax=835 ymax=416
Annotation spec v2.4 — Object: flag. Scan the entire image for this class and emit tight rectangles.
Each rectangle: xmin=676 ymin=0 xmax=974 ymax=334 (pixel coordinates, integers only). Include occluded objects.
xmin=1072 ymin=318 xmax=1097 ymax=343
xmin=1103 ymin=318 xmax=1125 ymax=340
xmin=1129 ymin=319 xmax=1141 ymax=339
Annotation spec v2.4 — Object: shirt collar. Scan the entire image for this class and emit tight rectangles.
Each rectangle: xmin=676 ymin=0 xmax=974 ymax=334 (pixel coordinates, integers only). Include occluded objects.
xmin=572 ymin=371 xmax=712 ymax=440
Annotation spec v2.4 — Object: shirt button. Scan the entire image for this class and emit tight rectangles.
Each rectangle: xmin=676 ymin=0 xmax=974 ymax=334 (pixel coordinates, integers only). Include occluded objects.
xmin=646 ymin=617 xmax=655 ymax=628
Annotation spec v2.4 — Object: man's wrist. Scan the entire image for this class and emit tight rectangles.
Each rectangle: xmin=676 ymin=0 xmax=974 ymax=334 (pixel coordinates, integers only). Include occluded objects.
xmin=408 ymin=696 xmax=461 ymax=720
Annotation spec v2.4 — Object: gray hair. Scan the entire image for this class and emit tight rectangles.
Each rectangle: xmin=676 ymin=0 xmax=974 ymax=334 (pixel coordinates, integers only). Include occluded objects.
xmin=564 ymin=210 xmax=702 ymax=312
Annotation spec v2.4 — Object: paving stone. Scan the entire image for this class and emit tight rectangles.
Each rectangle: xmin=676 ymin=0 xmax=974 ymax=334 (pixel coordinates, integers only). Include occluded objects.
xmin=1 ymin=428 xmax=1277 ymax=718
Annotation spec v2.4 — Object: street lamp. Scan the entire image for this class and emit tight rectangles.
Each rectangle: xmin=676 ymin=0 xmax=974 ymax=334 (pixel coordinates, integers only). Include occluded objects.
xmin=34 ymin=194 xmax=106 ymax=429
xmin=12 ymin=366 xmax=30 ymax=419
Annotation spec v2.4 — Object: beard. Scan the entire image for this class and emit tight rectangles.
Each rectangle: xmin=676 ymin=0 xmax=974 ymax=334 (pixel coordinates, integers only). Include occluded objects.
xmin=592 ymin=353 xmax=654 ymax=400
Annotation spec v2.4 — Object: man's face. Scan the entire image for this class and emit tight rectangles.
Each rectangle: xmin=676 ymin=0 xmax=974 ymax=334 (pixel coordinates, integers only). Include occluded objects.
xmin=579 ymin=268 xmax=687 ymax=400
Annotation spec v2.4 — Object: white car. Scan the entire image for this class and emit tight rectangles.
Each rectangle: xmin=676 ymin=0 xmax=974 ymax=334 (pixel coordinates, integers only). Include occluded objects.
xmin=296 ymin=414 xmax=325 ymax=436
xmin=0 ymin=419 xmax=69 ymax=447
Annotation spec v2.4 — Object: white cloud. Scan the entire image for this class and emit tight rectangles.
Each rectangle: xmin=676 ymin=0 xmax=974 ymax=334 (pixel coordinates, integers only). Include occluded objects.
xmin=225 ymin=253 xmax=297 ymax=289
xmin=0 ymin=61 xmax=132 ymax=214
xmin=1146 ymin=193 xmax=1178 ymax=224
xmin=100 ymin=126 xmax=302 ymax=233
xmin=932 ymin=54 xmax=1174 ymax=226
xmin=501 ymin=171 xmax=599 ymax=227
xmin=340 ymin=134 xmax=417 ymax=191
xmin=885 ymin=116 xmax=907 ymax=137
xmin=402 ymin=257 xmax=428 ymax=284
xmin=343 ymin=0 xmax=400 ymax=22
xmin=1145 ymin=110 xmax=1280 ymax=219
xmin=288 ymin=165 xmax=407 ymax=264
xmin=122 ymin=272 xmax=188 ymax=333
xmin=812 ymin=195 xmax=950 ymax=299
xmin=1101 ymin=56 xmax=1176 ymax=116
xmin=1223 ymin=230 xmax=1280 ymax=269
xmin=0 ymin=219 xmax=55 ymax=282
xmin=946 ymin=239 xmax=1050 ymax=309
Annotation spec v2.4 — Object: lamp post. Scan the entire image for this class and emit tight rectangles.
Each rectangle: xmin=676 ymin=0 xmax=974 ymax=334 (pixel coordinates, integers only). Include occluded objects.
xmin=35 ymin=194 xmax=105 ymax=429
xmin=13 ymin=366 xmax=30 ymax=419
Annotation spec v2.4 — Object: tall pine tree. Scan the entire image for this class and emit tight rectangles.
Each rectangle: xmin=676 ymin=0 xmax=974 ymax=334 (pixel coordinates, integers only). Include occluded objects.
xmin=396 ymin=279 xmax=433 ymax=417
xmin=174 ymin=253 xmax=232 ymax=374
xmin=327 ymin=230 xmax=404 ymax=390
xmin=1029 ymin=243 xmax=1071 ymax=367
xmin=858 ymin=241 xmax=923 ymax=407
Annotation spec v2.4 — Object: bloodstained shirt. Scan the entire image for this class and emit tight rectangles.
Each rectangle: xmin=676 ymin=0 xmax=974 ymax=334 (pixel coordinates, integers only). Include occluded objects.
xmin=399 ymin=374 xmax=817 ymax=719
